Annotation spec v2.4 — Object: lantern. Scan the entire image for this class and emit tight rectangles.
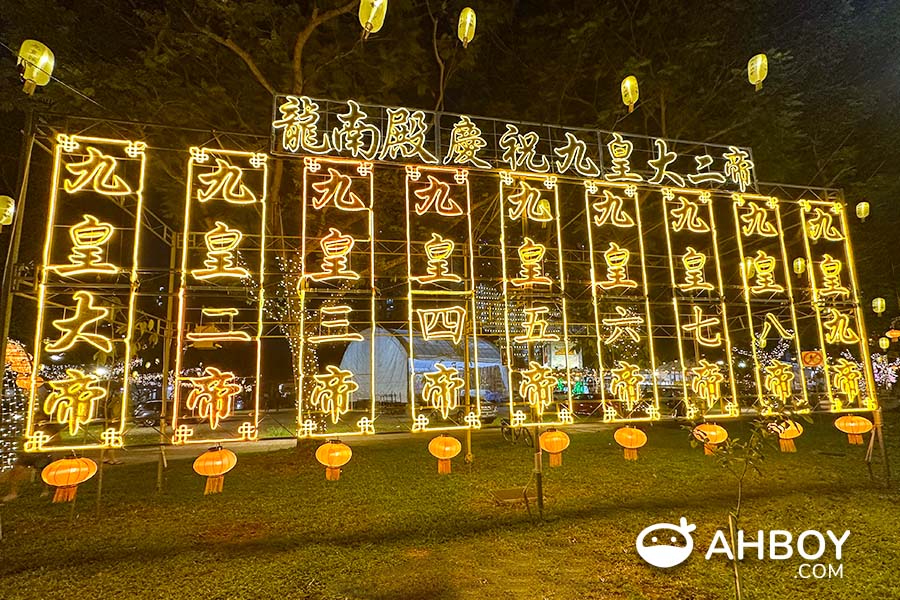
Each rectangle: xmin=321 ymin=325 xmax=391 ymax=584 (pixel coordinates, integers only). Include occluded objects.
xmin=539 ymin=429 xmax=570 ymax=467
xmin=614 ymin=427 xmax=647 ymax=461
xmin=359 ymin=0 xmax=388 ymax=38
xmin=17 ymin=40 xmax=54 ymax=95
xmin=855 ymin=201 xmax=870 ymax=221
xmin=792 ymin=257 xmax=806 ymax=276
xmin=887 ymin=329 xmax=900 ymax=342
xmin=692 ymin=423 xmax=728 ymax=455
xmin=621 ymin=75 xmax=639 ymax=113
xmin=41 ymin=457 xmax=97 ymax=503
xmin=458 ymin=7 xmax=476 ymax=48
xmin=315 ymin=441 xmax=352 ymax=481
xmin=872 ymin=297 xmax=886 ymax=315
xmin=834 ymin=415 xmax=873 ymax=445
xmin=879 ymin=336 xmax=891 ymax=351
xmin=192 ymin=446 xmax=237 ymax=494
xmin=0 ymin=196 xmax=14 ymax=226
xmin=747 ymin=53 xmax=767 ymax=91
xmin=428 ymin=435 xmax=461 ymax=474
xmin=776 ymin=420 xmax=803 ymax=453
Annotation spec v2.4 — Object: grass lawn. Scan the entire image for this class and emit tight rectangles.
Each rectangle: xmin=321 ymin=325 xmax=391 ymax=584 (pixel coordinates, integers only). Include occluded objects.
xmin=1 ymin=416 xmax=898 ymax=600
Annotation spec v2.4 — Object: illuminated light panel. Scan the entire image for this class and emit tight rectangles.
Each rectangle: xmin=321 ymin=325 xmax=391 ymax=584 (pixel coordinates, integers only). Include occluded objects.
xmin=27 ymin=135 xmax=146 ymax=452
xmin=405 ymin=165 xmax=482 ymax=433
xmin=173 ymin=147 xmax=267 ymax=444
xmin=300 ymin=157 xmax=376 ymax=438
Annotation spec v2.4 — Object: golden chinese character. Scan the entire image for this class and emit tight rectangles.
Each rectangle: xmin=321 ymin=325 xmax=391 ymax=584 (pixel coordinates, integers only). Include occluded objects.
xmin=518 ymin=361 xmax=556 ymax=416
xmin=378 ymin=107 xmax=438 ymax=163
xmin=831 ymin=358 xmax=862 ymax=408
xmin=417 ymin=306 xmax=466 ymax=344
xmin=669 ymin=196 xmax=710 ymax=232
xmin=443 ymin=116 xmax=490 ymax=168
xmin=747 ymin=250 xmax=784 ymax=295
xmin=682 ymin=305 xmax=722 ymax=347
xmin=186 ymin=308 xmax=252 ymax=343
xmin=648 ymin=139 xmax=685 ymax=186
xmin=512 ymin=238 xmax=553 ymax=287
xmin=43 ymin=368 xmax=106 ymax=435
xmin=46 ymin=291 xmax=112 ymax=354
xmin=499 ymin=124 xmax=549 ymax=172
xmin=757 ymin=312 xmax=793 ymax=348
xmin=763 ymin=360 xmax=794 ymax=405
xmin=823 ymin=308 xmax=859 ymax=345
xmin=591 ymin=190 xmax=635 ymax=228
xmin=609 ymin=361 xmax=644 ymax=410
xmin=514 ymin=306 xmax=560 ymax=343
xmin=553 ymin=132 xmax=600 ymax=177
xmin=185 ymin=366 xmax=242 ymax=429
xmin=422 ymin=363 xmax=464 ymax=419
xmin=739 ymin=202 xmax=777 ymax=237
xmin=604 ymin=134 xmax=642 ymax=182
xmin=196 ymin=158 xmax=256 ymax=204
xmin=311 ymin=168 xmax=367 ymax=211
xmin=413 ymin=233 xmax=463 ymax=284
xmin=805 ymin=207 xmax=843 ymax=241
xmin=63 ymin=147 xmax=131 ymax=196
xmin=687 ymin=154 xmax=726 ymax=186
xmin=690 ymin=359 xmax=725 ymax=408
xmin=272 ymin=96 xmax=330 ymax=154
xmin=597 ymin=242 xmax=638 ymax=291
xmin=309 ymin=305 xmax=365 ymax=344
xmin=310 ymin=365 xmax=359 ymax=424
xmin=308 ymin=228 xmax=360 ymax=282
xmin=50 ymin=215 xmax=118 ymax=276
xmin=191 ymin=222 xmax=250 ymax=281
xmin=602 ymin=306 xmax=644 ymax=345
xmin=413 ymin=175 xmax=464 ymax=216
xmin=507 ymin=180 xmax=553 ymax=222
xmin=818 ymin=254 xmax=850 ymax=298
xmin=679 ymin=247 xmax=715 ymax=292
xmin=723 ymin=146 xmax=754 ymax=192
xmin=333 ymin=100 xmax=381 ymax=160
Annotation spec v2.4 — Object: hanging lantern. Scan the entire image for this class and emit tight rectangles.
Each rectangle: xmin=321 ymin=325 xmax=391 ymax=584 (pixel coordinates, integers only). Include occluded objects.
xmin=359 ymin=0 xmax=388 ymax=38
xmin=315 ymin=441 xmax=352 ymax=481
xmin=776 ymin=420 xmax=803 ymax=453
xmin=855 ymin=201 xmax=870 ymax=221
xmin=614 ymin=427 xmax=647 ymax=461
xmin=0 ymin=196 xmax=14 ymax=226
xmin=17 ymin=40 xmax=54 ymax=95
xmin=41 ymin=457 xmax=97 ymax=503
xmin=792 ymin=257 xmax=806 ymax=276
xmin=879 ymin=336 xmax=891 ymax=351
xmin=887 ymin=328 xmax=900 ymax=342
xmin=192 ymin=446 xmax=237 ymax=494
xmin=692 ymin=423 xmax=728 ymax=455
xmin=747 ymin=53 xmax=767 ymax=91
xmin=834 ymin=415 xmax=873 ymax=445
xmin=872 ymin=297 xmax=886 ymax=315
xmin=428 ymin=435 xmax=461 ymax=474
xmin=621 ymin=75 xmax=639 ymax=113
xmin=458 ymin=7 xmax=476 ymax=48
xmin=539 ymin=429 xmax=570 ymax=467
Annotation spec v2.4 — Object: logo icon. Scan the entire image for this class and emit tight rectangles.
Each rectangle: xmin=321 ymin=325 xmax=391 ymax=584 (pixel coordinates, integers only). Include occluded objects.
xmin=636 ymin=517 xmax=697 ymax=568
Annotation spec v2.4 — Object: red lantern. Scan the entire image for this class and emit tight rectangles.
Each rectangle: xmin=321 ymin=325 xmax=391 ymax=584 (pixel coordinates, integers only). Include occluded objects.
xmin=193 ymin=447 xmax=237 ymax=494
xmin=41 ymin=457 xmax=97 ymax=503
xmin=692 ymin=423 xmax=728 ymax=455
xmin=834 ymin=415 xmax=873 ymax=445
xmin=315 ymin=441 xmax=352 ymax=481
xmin=614 ymin=427 xmax=647 ymax=461
xmin=539 ymin=430 xmax=570 ymax=467
xmin=428 ymin=435 xmax=461 ymax=474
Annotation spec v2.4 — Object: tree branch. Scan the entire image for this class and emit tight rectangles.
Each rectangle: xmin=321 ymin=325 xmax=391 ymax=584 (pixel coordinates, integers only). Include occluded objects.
xmin=292 ymin=0 xmax=357 ymax=94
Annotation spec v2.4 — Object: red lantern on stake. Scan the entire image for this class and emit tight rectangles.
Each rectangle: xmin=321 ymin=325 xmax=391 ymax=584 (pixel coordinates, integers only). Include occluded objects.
xmin=692 ymin=423 xmax=728 ymax=455
xmin=42 ymin=457 xmax=97 ymax=503
xmin=193 ymin=446 xmax=237 ymax=494
xmin=834 ymin=415 xmax=873 ymax=445
xmin=539 ymin=429 xmax=570 ymax=467
xmin=775 ymin=420 xmax=803 ymax=453
xmin=315 ymin=441 xmax=352 ymax=481
xmin=614 ymin=427 xmax=647 ymax=461
xmin=428 ymin=435 xmax=461 ymax=474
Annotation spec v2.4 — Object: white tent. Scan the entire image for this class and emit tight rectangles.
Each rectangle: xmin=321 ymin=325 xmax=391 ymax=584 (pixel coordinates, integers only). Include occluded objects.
xmin=339 ymin=326 xmax=508 ymax=405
